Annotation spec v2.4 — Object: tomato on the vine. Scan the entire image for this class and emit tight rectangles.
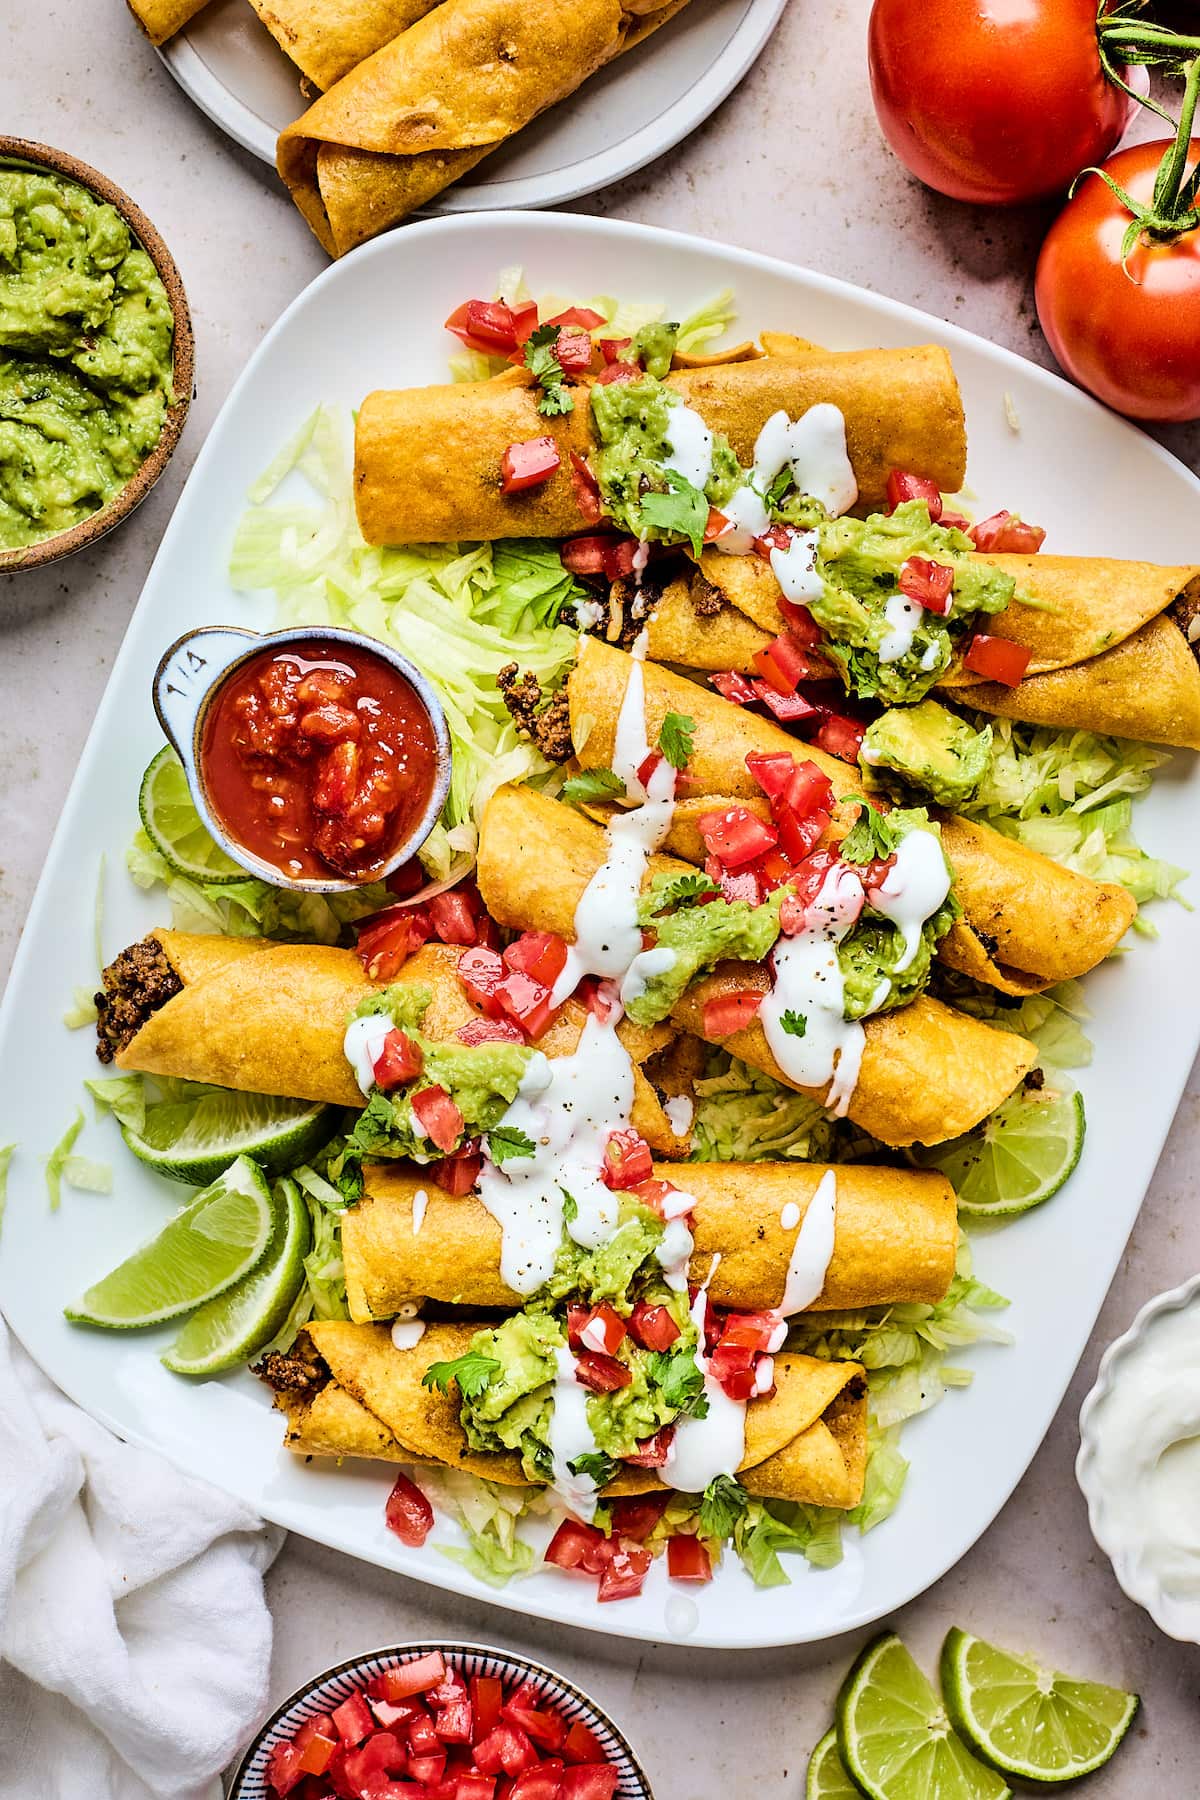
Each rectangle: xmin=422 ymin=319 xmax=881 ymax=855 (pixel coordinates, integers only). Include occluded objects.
xmin=867 ymin=0 xmax=1132 ymax=205
xmin=1036 ymin=138 xmax=1200 ymax=422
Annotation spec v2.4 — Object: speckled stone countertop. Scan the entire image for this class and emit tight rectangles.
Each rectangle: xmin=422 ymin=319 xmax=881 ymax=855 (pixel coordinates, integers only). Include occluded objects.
xmin=2 ymin=2 xmax=1199 ymax=1793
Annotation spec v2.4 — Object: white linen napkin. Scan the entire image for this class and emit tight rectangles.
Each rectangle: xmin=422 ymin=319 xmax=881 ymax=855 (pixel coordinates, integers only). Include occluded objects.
xmin=0 ymin=1316 xmax=283 ymax=1800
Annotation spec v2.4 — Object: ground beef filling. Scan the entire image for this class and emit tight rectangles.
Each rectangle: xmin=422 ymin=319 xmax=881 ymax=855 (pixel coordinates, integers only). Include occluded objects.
xmin=254 ymin=1346 xmax=330 ymax=1398
xmin=1170 ymin=588 xmax=1200 ymax=663
xmin=689 ymin=571 xmax=725 ymax=619
xmin=497 ymin=663 xmax=574 ymax=762
xmin=94 ymin=936 xmax=182 ymax=1064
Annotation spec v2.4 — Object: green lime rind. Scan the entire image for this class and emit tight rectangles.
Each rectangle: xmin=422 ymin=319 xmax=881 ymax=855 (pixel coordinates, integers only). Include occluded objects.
xmin=162 ymin=1175 xmax=311 ymax=1376
xmin=138 ymin=744 xmax=247 ymax=885
xmin=122 ymin=1088 xmax=333 ymax=1187
xmin=836 ymin=1631 xmax=1012 ymax=1800
xmin=940 ymin=1627 xmax=1139 ymax=1784
xmin=912 ymin=1087 xmax=1085 ymax=1218
xmin=806 ymin=1726 xmax=859 ymax=1800
xmin=64 ymin=1155 xmax=273 ymax=1329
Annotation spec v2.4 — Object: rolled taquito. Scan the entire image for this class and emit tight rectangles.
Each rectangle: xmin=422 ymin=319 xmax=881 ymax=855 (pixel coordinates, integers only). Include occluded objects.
xmin=249 ymin=0 xmax=442 ymax=89
xmin=477 ymin=783 xmax=1036 ymax=1146
xmin=96 ymin=933 xmax=683 ymax=1153
xmin=568 ymin=637 xmax=1137 ymax=988
xmin=661 ymin=550 xmax=1200 ymax=753
xmin=353 ymin=347 xmax=968 ymax=543
xmin=341 ymin=1159 xmax=959 ymax=1321
xmin=277 ymin=0 xmax=689 ymax=257
xmin=264 ymin=1319 xmax=868 ymax=1509
xmin=125 ymin=0 xmax=211 ymax=43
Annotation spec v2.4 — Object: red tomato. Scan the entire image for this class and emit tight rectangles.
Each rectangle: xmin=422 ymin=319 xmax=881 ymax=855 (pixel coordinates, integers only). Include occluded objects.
xmin=666 ymin=1535 xmax=713 ymax=1583
xmin=595 ymin=360 xmax=641 ymax=384
xmin=608 ymin=1493 xmax=671 ymax=1541
xmin=602 ymin=1129 xmax=654 ymax=1189
xmin=356 ymin=904 xmax=433 ymax=980
xmin=562 ymin=1721 xmax=606 ymax=1766
xmin=573 ymin=1350 xmax=633 ymax=1393
xmin=969 ymin=510 xmax=1047 ymax=554
xmin=598 ymin=336 xmax=632 ymax=362
xmin=898 ymin=556 xmax=955 ymax=616
xmin=628 ymin=1300 xmax=681 ymax=1352
xmin=445 ymin=299 xmax=518 ymax=354
xmin=569 ymin=451 xmax=603 ymax=523
xmin=597 ymin=1543 xmax=652 ymax=1602
xmin=568 ymin=1302 xmax=627 ymax=1356
xmin=331 ymin=1692 xmax=376 ymax=1744
xmin=702 ymin=989 xmax=763 ymax=1038
xmin=886 ymin=469 xmax=943 ymax=518
xmin=456 ymin=1017 xmax=525 ymax=1047
xmin=696 ymin=805 xmax=779 ymax=869
xmin=554 ymin=328 xmax=595 ymax=374
xmin=622 ymin=1424 xmax=676 ymax=1467
xmin=751 ymin=680 xmax=821 ymax=723
xmin=867 ymin=0 xmax=1130 ymax=205
xmin=752 ymin=630 xmax=811 ymax=695
xmin=457 ymin=944 xmax=506 ymax=1017
xmin=494 ymin=968 xmax=559 ymax=1040
xmin=543 ymin=306 xmax=606 ymax=332
xmin=428 ymin=889 xmax=482 ymax=946
xmin=500 ymin=436 xmax=561 ymax=494
xmin=813 ymin=714 xmax=865 ymax=763
xmin=544 ymin=1519 xmax=609 ymax=1573
xmin=775 ymin=596 xmax=824 ymax=645
xmin=1036 ymin=139 xmax=1200 ymax=421
xmin=371 ymin=1028 xmax=423 ymax=1091
xmin=503 ymin=930 xmax=569 ymax=990
xmin=369 ymin=1652 xmax=447 ymax=1702
xmin=710 ymin=670 xmax=757 ymax=705
xmin=384 ymin=1471 xmax=434 ymax=1546
xmin=431 ymin=1146 xmax=483 ymax=1195
xmin=962 ymin=633 xmax=1033 ymax=686
xmin=471 ymin=1675 xmax=505 ymax=1738
xmin=410 ymin=1085 xmax=465 ymax=1153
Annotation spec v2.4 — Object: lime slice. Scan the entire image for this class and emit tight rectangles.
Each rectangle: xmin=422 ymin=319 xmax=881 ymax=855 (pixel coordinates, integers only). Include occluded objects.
xmin=162 ymin=1175 xmax=311 ymax=1376
xmin=836 ymin=1631 xmax=1012 ymax=1800
xmin=139 ymin=744 xmax=246 ymax=884
xmin=65 ymin=1156 xmax=273 ymax=1329
xmin=911 ymin=1085 xmax=1084 ymax=1218
xmin=940 ymin=1626 xmax=1139 ymax=1784
xmin=806 ymin=1727 xmax=858 ymax=1800
xmin=122 ymin=1086 xmax=333 ymax=1186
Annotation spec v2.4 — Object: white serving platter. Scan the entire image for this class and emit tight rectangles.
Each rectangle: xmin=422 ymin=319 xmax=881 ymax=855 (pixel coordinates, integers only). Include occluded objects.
xmin=158 ymin=0 xmax=787 ymax=211
xmin=1 ymin=211 xmax=1198 ymax=1650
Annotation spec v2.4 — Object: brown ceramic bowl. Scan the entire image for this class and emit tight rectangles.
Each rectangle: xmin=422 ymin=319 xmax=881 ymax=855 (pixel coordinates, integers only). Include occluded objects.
xmin=0 ymin=138 xmax=194 ymax=575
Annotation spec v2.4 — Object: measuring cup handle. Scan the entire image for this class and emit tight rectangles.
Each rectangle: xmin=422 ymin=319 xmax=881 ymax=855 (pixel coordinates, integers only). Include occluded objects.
xmin=152 ymin=627 xmax=259 ymax=770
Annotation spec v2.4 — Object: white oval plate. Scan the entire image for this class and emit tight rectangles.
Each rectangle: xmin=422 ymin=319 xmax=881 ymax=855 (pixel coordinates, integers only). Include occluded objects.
xmin=158 ymin=0 xmax=786 ymax=212
xmin=2 ymin=212 xmax=1199 ymax=1650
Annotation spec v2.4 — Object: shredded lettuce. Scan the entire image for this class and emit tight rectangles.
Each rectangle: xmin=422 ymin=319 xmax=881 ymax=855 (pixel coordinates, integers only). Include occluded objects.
xmin=86 ymin=1073 xmax=148 ymax=1135
xmin=44 ymin=1109 xmax=85 ymax=1212
xmin=0 ymin=1143 xmax=15 ymax=1236
xmin=936 ymin=974 xmax=1093 ymax=1071
xmin=421 ymin=1468 xmax=543 ymax=1585
xmin=64 ymin=987 xmax=98 ymax=1029
xmin=961 ymin=717 xmax=1187 ymax=924
xmin=691 ymin=1051 xmax=877 ymax=1164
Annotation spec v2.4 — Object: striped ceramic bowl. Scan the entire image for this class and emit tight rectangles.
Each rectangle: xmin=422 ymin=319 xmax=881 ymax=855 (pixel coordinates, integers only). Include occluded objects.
xmin=228 ymin=1641 xmax=653 ymax=1798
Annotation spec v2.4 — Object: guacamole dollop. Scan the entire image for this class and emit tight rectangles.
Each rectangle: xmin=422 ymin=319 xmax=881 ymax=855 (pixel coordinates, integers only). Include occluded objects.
xmin=861 ymin=699 xmax=993 ymax=807
xmin=0 ymin=168 xmax=175 ymax=550
xmin=628 ymin=877 xmax=783 ymax=1025
xmin=590 ymin=374 xmax=739 ymax=543
xmin=838 ymin=808 xmax=959 ymax=1017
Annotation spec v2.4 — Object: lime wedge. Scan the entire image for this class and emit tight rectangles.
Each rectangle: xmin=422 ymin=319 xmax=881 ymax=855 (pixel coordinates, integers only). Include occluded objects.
xmin=122 ymin=1085 xmax=333 ymax=1186
xmin=162 ymin=1175 xmax=311 ymax=1375
xmin=836 ymin=1631 xmax=1012 ymax=1800
xmin=911 ymin=1085 xmax=1085 ymax=1218
xmin=65 ymin=1156 xmax=273 ymax=1329
xmin=806 ymin=1727 xmax=858 ymax=1800
xmin=940 ymin=1627 xmax=1139 ymax=1784
xmin=139 ymin=744 xmax=246 ymax=884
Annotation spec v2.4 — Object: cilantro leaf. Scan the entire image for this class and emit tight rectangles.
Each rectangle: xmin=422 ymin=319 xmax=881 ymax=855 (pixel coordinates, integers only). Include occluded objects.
xmin=639 ymin=470 xmax=709 ymax=556
xmin=643 ymin=870 xmax=718 ymax=915
xmin=560 ymin=768 xmax=625 ymax=810
xmin=840 ymin=801 xmax=900 ymax=866
xmin=765 ymin=467 xmax=792 ymax=510
xmin=487 ymin=1126 xmax=536 ymax=1166
xmin=658 ymin=711 xmax=696 ymax=771
xmin=646 ymin=1347 xmax=708 ymax=1416
xmin=779 ymin=1011 xmax=807 ymax=1039
xmin=570 ymin=1450 xmax=617 ymax=1487
xmin=699 ymin=1473 xmax=749 ymax=1540
xmin=561 ymin=1188 xmax=579 ymax=1224
xmin=524 ymin=324 xmax=574 ymax=417
xmin=422 ymin=1352 xmax=501 ymax=1399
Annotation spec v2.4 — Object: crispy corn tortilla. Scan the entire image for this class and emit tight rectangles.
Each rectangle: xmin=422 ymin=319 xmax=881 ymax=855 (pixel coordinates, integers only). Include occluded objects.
xmin=353 ymin=347 xmax=966 ymax=542
xmin=273 ymin=1321 xmax=869 ymax=1509
xmin=341 ymin=1158 xmax=959 ymax=1320
xmin=249 ymin=0 xmax=442 ymax=88
xmin=110 ymin=935 xmax=682 ymax=1151
xmin=124 ymin=0 xmax=211 ymax=43
xmin=476 ymin=783 xmax=1036 ymax=1146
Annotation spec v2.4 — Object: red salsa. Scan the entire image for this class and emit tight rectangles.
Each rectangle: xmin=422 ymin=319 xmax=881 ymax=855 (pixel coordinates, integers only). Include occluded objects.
xmin=201 ymin=639 xmax=438 ymax=881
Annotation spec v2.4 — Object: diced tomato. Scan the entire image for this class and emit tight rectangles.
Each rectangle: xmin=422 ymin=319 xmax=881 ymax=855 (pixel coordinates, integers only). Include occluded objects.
xmin=775 ymin=597 xmax=824 ymax=645
xmin=696 ymin=805 xmax=778 ymax=869
xmin=776 ymin=804 xmax=829 ymax=865
xmin=628 ymin=1300 xmax=681 ymax=1351
xmin=409 ymin=1715 xmax=442 ymax=1757
xmin=622 ymin=1424 xmax=676 ymax=1467
xmin=429 ymin=1668 xmax=469 ymax=1708
xmin=856 ymin=853 xmax=897 ymax=893
xmin=720 ymin=1310 xmax=782 ymax=1352
xmin=898 ymin=556 xmax=955 ymax=615
xmin=667 ymin=1535 xmax=713 ymax=1583
xmin=813 ymin=714 xmax=865 ymax=762
xmin=560 ymin=1767 xmax=620 ymax=1800
xmin=710 ymin=670 xmax=758 ymax=705
xmin=473 ymin=1726 xmax=539 ymax=1778
xmin=704 ymin=506 xmax=729 ymax=542
xmin=511 ymin=301 xmax=539 ymax=346
xmin=939 ymin=509 xmax=972 ymax=531
xmin=385 ymin=858 xmax=426 ymax=897
xmin=371 ymin=1028 xmax=423 ymax=1091
xmin=969 ymin=510 xmax=1046 ymax=555
xmin=503 ymin=930 xmax=569 ymax=990
xmin=501 ymin=436 xmax=561 ymax=496
xmin=569 ymin=451 xmax=603 ymax=524
xmin=553 ymin=328 xmax=594 ymax=374
xmin=429 ymin=890 xmax=482 ymax=945
xmin=602 ymin=1129 xmax=654 ymax=1189
xmin=961 ymin=633 xmax=1032 ymax=686
xmin=560 ymin=534 xmax=610 ymax=575
xmin=702 ymin=989 xmax=763 ymax=1037
xmin=595 ymin=360 xmax=641 ymax=384
xmin=545 ymin=1519 xmax=609 ymax=1575
xmin=432 ymin=1146 xmax=483 ymax=1195
xmin=369 ymin=1697 xmax=423 ymax=1730
xmin=457 ymin=945 xmax=507 ymax=1017
xmin=385 ymin=1471 xmax=434 ymax=1546
xmin=886 ymin=468 xmax=943 ymax=518
xmin=494 ymin=968 xmax=559 ymax=1040
xmin=597 ymin=1542 xmax=651 ymax=1602
xmin=569 ymin=1301 xmax=627 ymax=1356
xmin=573 ymin=1351 xmax=632 ymax=1393
xmin=783 ymin=760 xmax=835 ymax=819
xmin=501 ymin=1699 xmax=567 ymax=1754
xmin=409 ymin=1750 xmax=449 ymax=1786
xmin=410 ymin=1085 xmax=466 ymax=1153
xmin=609 ymin=1493 xmax=671 ymax=1541
xmin=508 ymin=1764 xmax=565 ymax=1800
xmin=709 ymin=1338 xmax=754 ymax=1380
xmin=456 ymin=1017 xmax=525 ymax=1047
xmin=745 ymin=750 xmax=797 ymax=805
xmin=445 ymin=299 xmax=518 ymax=354
xmin=356 ymin=905 xmax=433 ymax=980
xmin=753 ymin=630 xmax=812 ymax=695
xmin=754 ymin=848 xmax=795 ymax=894
xmin=751 ymin=681 xmax=821 ymax=722
xmin=598 ymin=336 xmax=632 ymax=363
xmin=456 ymin=1775 xmax=497 ymax=1800
xmin=435 ymin=1700 xmax=474 ymax=1745
xmin=626 ymin=1176 xmax=674 ymax=1216
xmin=331 ymin=1692 xmax=375 ymax=1746
xmin=705 ymin=854 xmax=761 ymax=904
xmin=296 ymin=1727 xmax=338 ymax=1778
xmin=370 ymin=1654 xmax=447 ymax=1704
xmin=577 ymin=976 xmax=619 ymax=1023
xmin=752 ymin=523 xmax=794 ymax=559
xmin=544 ymin=306 xmax=606 ymax=332
xmin=466 ymin=1679 xmax=504 ymax=1747
xmin=562 ymin=1723 xmax=606 ymax=1767
xmin=637 ymin=748 xmax=665 ymax=789
xmin=601 ymin=537 xmax=638 ymax=580
xmin=267 ymin=1740 xmax=306 ymax=1796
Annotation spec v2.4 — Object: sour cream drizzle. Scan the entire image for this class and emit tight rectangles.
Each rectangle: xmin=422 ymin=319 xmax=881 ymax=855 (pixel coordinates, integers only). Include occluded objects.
xmin=548 ymin=1345 xmax=603 ymax=1521
xmin=342 ymin=1014 xmax=394 ymax=1097
xmin=779 ymin=1171 xmax=838 ymax=1315
xmin=390 ymin=1318 xmax=427 ymax=1351
xmin=769 ymin=528 xmax=823 ymax=604
xmin=411 ymin=1188 xmax=428 ymax=1234
xmin=666 ymin=1261 xmax=748 ymax=1491
xmin=760 ymin=861 xmax=868 ymax=1118
xmin=663 ymin=399 xmax=714 ymax=491
xmin=869 ymin=830 xmax=952 ymax=973
xmin=879 ymin=592 xmax=924 ymax=665
xmin=713 ymin=403 xmax=856 ymax=554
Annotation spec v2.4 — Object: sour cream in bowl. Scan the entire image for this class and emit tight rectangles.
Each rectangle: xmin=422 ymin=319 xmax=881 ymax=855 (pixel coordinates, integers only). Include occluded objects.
xmin=1077 ymin=1271 xmax=1200 ymax=1643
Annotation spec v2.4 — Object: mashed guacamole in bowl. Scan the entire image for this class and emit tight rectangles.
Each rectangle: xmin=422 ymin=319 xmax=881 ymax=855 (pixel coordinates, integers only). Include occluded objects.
xmin=0 ymin=140 xmax=192 ymax=569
